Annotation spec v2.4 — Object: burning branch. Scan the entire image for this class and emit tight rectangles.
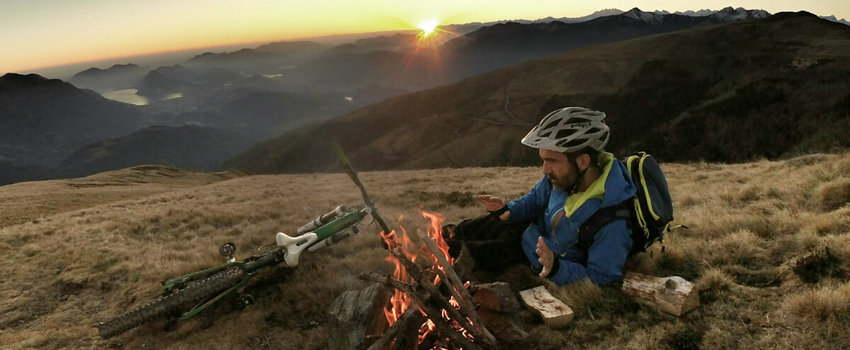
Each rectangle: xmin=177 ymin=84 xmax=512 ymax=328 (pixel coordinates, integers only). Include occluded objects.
xmin=417 ymin=231 xmax=497 ymax=347
xmin=361 ymin=272 xmax=481 ymax=350
xmin=370 ymin=218 xmax=498 ymax=349
xmin=366 ymin=307 xmax=423 ymax=350
xmin=332 ymin=143 xmax=499 ymax=348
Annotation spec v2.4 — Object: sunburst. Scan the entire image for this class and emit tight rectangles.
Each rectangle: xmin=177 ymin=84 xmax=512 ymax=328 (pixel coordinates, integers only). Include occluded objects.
xmin=417 ymin=19 xmax=439 ymax=38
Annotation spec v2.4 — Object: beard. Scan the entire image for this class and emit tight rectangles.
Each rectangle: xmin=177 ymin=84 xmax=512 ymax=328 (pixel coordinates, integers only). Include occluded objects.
xmin=548 ymin=172 xmax=577 ymax=192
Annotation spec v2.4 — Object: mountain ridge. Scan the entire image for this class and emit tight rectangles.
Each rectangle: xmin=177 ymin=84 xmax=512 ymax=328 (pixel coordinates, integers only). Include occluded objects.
xmin=0 ymin=73 xmax=148 ymax=184
xmin=227 ymin=11 xmax=850 ymax=174
xmin=68 ymin=63 xmax=147 ymax=92
xmin=71 ymin=63 xmax=140 ymax=79
xmin=53 ymin=125 xmax=251 ymax=178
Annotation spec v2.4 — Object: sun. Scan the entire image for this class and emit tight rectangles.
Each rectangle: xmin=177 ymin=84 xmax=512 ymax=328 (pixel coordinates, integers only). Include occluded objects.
xmin=417 ymin=19 xmax=439 ymax=38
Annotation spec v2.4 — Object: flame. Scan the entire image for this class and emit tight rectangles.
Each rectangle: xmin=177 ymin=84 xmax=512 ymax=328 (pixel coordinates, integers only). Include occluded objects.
xmin=422 ymin=211 xmax=453 ymax=265
xmin=418 ymin=319 xmax=437 ymax=344
xmin=381 ymin=228 xmax=413 ymax=325
xmin=381 ymin=210 xmax=474 ymax=347
xmin=381 ymin=214 xmax=424 ymax=325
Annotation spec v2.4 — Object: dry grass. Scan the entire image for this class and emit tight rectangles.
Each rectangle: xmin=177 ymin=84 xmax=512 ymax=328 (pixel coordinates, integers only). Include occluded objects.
xmin=0 ymin=165 xmax=237 ymax=228
xmin=1 ymin=152 xmax=850 ymax=349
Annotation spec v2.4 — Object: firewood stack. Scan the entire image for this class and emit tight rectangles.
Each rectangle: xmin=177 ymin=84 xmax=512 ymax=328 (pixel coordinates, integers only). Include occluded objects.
xmin=359 ymin=226 xmax=500 ymax=350
xmin=330 ymin=146 xmax=527 ymax=349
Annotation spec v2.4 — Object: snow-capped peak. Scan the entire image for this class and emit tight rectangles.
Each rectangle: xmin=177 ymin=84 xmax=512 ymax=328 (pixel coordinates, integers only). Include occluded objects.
xmin=713 ymin=6 xmax=770 ymax=20
xmin=623 ymin=7 xmax=663 ymax=24
xmin=820 ymin=15 xmax=850 ymax=26
xmin=673 ymin=9 xmax=716 ymax=17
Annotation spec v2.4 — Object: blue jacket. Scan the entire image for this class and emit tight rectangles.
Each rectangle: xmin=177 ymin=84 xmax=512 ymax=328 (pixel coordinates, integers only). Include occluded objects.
xmin=506 ymin=152 xmax=636 ymax=286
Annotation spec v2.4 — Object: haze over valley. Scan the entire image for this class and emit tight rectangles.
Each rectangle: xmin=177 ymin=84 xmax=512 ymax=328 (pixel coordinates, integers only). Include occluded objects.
xmin=4 ymin=7 xmax=848 ymax=185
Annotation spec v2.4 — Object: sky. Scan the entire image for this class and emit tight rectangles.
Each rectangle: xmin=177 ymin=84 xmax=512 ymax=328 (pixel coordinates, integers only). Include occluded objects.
xmin=2 ymin=0 xmax=848 ymax=74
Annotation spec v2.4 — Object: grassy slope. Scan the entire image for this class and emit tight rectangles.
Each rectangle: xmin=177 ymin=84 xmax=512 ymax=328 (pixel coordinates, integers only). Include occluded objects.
xmin=0 ymin=165 xmax=237 ymax=228
xmin=1 ymin=153 xmax=849 ymax=349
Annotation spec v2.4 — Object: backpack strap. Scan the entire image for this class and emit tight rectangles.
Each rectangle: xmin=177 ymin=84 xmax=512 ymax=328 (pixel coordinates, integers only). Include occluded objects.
xmin=576 ymin=201 xmax=632 ymax=264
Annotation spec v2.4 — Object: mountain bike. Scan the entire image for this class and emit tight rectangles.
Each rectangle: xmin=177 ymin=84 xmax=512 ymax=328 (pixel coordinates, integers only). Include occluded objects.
xmin=96 ymin=204 xmax=371 ymax=339
xmin=97 ymin=143 xmax=390 ymax=339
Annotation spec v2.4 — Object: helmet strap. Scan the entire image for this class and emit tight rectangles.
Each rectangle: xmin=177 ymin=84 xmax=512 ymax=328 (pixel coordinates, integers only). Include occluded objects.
xmin=568 ymin=156 xmax=589 ymax=194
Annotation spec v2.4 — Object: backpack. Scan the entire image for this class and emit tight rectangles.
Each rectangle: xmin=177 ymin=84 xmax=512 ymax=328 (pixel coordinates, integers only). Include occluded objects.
xmin=576 ymin=152 xmax=674 ymax=260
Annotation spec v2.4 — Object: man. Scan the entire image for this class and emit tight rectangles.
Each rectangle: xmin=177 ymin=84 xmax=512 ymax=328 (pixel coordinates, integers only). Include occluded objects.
xmin=451 ymin=107 xmax=636 ymax=286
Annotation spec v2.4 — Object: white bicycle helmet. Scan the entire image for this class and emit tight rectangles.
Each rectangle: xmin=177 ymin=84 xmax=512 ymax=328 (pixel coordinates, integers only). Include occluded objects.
xmin=520 ymin=107 xmax=609 ymax=153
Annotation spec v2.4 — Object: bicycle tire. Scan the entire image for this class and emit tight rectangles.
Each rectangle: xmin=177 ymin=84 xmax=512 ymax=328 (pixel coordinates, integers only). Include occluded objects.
xmin=97 ymin=267 xmax=245 ymax=339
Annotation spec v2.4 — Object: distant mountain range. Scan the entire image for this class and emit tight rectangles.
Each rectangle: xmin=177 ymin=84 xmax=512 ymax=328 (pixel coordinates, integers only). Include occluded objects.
xmin=125 ymin=6 xmax=777 ymax=118
xmin=819 ymin=15 xmax=850 ymax=26
xmin=228 ymin=11 xmax=850 ymax=173
xmin=563 ymin=7 xmax=846 ymax=25
xmin=0 ymin=73 xmax=147 ymax=173
xmin=0 ymin=72 xmax=359 ymax=184
xmin=438 ymin=7 xmax=771 ymax=78
xmin=53 ymin=125 xmax=251 ymax=178
xmin=69 ymin=63 xmax=146 ymax=92
xmin=0 ymin=73 xmax=237 ymax=183
xmin=64 ymin=7 xmax=849 ymax=98
xmin=70 ymin=7 xmax=777 ymax=116
xmin=3 ymin=8 xmax=849 ymax=185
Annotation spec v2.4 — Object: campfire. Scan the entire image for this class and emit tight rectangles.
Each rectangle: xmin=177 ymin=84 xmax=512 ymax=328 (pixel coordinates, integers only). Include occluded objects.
xmin=360 ymin=211 xmax=499 ymax=350
xmin=327 ymin=145 xmax=525 ymax=350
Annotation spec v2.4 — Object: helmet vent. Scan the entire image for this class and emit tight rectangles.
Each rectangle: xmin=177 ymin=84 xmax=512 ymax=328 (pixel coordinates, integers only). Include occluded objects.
xmin=555 ymin=129 xmax=577 ymax=139
xmin=559 ymin=138 xmax=587 ymax=149
xmin=542 ymin=120 xmax=560 ymax=131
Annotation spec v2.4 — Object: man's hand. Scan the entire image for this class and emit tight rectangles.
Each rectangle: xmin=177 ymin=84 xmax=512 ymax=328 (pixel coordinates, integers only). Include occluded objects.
xmin=474 ymin=195 xmax=510 ymax=221
xmin=473 ymin=195 xmax=505 ymax=211
xmin=536 ymin=237 xmax=555 ymax=277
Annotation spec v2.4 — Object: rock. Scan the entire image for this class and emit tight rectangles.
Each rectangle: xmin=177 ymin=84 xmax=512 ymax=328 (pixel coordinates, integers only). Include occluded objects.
xmin=327 ymin=283 xmax=392 ymax=350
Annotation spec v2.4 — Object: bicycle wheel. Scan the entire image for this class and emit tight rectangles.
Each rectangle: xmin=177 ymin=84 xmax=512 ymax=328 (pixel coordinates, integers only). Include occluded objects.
xmin=97 ymin=267 xmax=245 ymax=339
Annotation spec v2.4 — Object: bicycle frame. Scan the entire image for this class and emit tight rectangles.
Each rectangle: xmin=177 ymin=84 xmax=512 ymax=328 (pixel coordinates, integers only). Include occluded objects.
xmin=159 ymin=206 xmax=371 ymax=321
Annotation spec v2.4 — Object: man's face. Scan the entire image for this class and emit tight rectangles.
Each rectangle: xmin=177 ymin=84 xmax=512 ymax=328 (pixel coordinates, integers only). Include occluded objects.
xmin=539 ymin=149 xmax=576 ymax=191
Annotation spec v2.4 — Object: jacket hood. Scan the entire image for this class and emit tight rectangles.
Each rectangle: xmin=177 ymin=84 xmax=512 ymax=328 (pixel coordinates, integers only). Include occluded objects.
xmin=563 ymin=152 xmax=636 ymax=217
